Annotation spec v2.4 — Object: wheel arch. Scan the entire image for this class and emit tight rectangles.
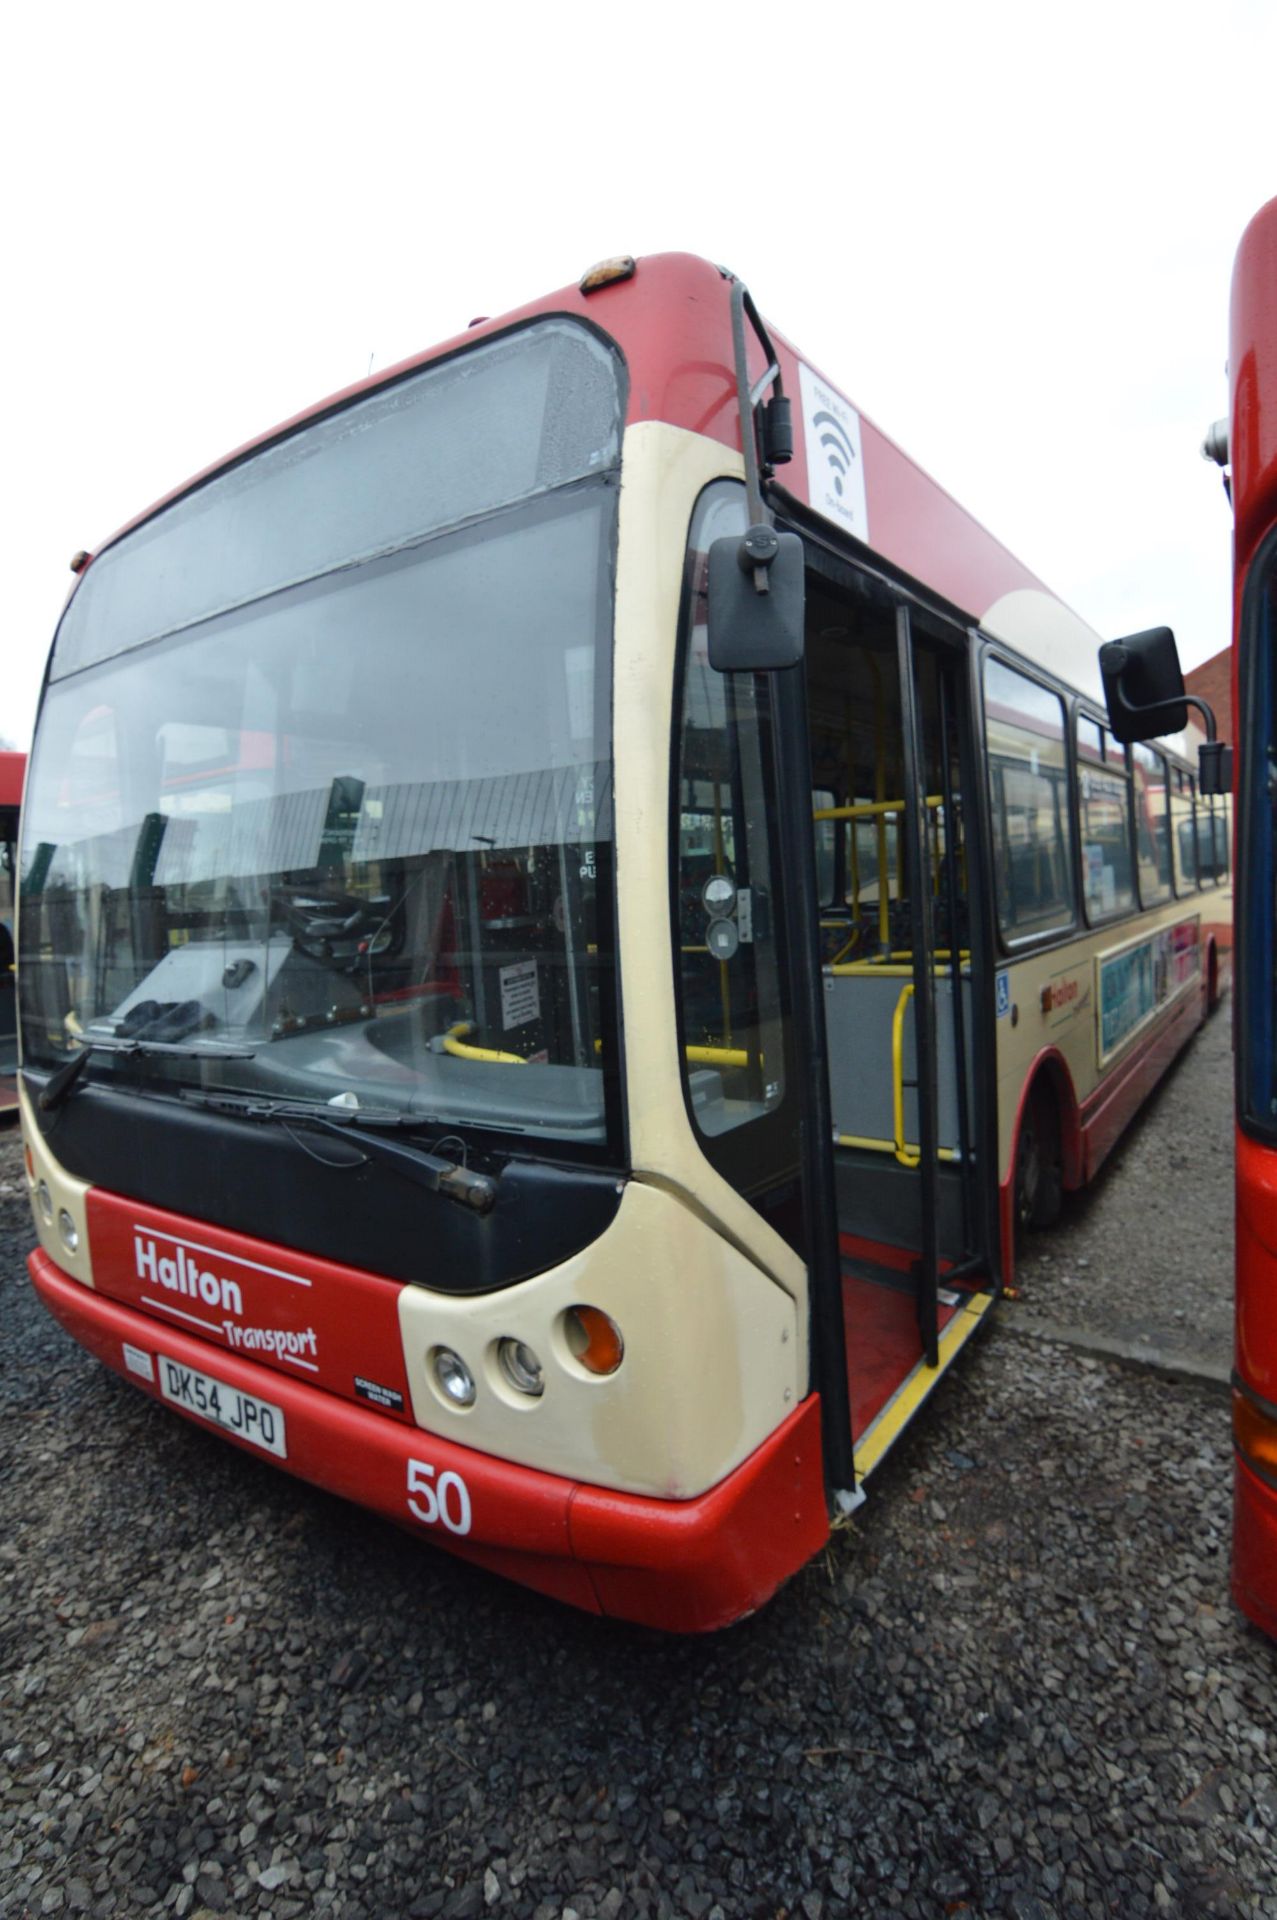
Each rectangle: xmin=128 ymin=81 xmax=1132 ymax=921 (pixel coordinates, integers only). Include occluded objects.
xmin=1205 ymin=934 xmax=1220 ymax=1014
xmin=1009 ymin=1046 xmax=1083 ymax=1194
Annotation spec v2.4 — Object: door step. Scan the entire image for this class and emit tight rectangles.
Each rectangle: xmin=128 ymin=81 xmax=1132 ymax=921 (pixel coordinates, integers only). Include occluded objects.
xmin=852 ymin=1289 xmax=995 ymax=1484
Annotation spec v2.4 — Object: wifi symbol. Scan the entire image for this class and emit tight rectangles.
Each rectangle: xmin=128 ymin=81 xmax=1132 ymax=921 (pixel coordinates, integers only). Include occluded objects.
xmin=813 ymin=409 xmax=857 ymax=498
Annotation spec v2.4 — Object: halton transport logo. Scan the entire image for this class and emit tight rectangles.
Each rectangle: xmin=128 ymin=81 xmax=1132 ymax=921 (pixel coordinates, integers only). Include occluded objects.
xmin=133 ymin=1229 xmax=320 ymax=1369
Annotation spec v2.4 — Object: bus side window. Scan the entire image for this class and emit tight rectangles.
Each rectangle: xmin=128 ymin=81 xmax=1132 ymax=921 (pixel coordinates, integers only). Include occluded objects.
xmin=1076 ymin=716 xmax=1135 ymax=921
xmin=1132 ymin=743 xmax=1172 ymax=906
xmin=984 ymin=657 xmax=1075 ymax=942
xmin=1196 ymin=795 xmax=1227 ymax=886
xmin=1171 ymin=767 xmax=1196 ymax=894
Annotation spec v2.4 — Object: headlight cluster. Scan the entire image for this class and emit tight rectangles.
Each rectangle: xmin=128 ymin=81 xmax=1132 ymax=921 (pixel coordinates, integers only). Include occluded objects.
xmin=426 ymin=1306 xmax=625 ymax=1414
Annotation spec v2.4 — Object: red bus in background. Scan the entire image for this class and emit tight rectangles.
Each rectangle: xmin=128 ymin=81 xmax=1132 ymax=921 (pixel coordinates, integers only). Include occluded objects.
xmin=1228 ymin=196 xmax=1277 ymax=1640
xmin=0 ymin=751 xmax=24 ymax=1113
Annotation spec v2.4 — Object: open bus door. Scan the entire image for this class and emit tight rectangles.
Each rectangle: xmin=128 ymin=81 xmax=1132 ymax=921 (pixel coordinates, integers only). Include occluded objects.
xmin=707 ymin=293 xmax=996 ymax=1510
xmin=789 ymin=551 xmax=997 ymax=1500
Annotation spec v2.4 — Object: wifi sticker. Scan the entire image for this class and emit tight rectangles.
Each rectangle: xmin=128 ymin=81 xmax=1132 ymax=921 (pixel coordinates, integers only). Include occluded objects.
xmin=798 ymin=362 xmax=868 ymax=542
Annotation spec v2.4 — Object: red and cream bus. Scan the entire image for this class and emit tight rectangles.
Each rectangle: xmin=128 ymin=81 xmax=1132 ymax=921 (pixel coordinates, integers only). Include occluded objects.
xmin=18 ymin=256 xmax=1226 ymax=1629
xmin=1225 ymin=195 xmax=1277 ymax=1640
xmin=0 ymin=750 xmax=24 ymax=1115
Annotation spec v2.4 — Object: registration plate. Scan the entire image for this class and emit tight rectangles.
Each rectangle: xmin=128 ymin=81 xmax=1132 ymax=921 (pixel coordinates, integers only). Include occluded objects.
xmin=158 ymin=1355 xmax=287 ymax=1459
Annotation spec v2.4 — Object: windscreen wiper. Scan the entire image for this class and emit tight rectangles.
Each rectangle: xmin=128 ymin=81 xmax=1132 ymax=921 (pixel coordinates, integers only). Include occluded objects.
xmin=36 ymin=1036 xmax=258 ymax=1114
xmin=180 ymin=1088 xmax=498 ymax=1215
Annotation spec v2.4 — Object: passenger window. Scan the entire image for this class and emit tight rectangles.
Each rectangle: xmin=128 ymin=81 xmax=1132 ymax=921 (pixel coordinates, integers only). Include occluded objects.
xmin=984 ymin=658 xmax=1074 ymax=940
xmin=1132 ymin=744 xmax=1172 ymax=905
xmin=1076 ymin=718 xmax=1135 ymax=920
xmin=1171 ymin=768 xmax=1196 ymax=894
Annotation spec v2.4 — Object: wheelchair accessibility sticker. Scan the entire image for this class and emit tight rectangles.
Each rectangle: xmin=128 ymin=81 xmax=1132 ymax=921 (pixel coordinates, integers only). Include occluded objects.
xmin=996 ymin=971 xmax=1011 ymax=1018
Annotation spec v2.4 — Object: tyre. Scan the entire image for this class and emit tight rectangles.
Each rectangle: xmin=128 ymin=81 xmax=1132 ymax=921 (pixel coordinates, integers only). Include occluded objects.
xmin=1015 ymin=1081 xmax=1063 ymax=1232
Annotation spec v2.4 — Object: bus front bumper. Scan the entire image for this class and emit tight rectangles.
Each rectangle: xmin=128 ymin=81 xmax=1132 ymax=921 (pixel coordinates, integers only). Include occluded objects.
xmin=30 ymin=1249 xmax=829 ymax=1633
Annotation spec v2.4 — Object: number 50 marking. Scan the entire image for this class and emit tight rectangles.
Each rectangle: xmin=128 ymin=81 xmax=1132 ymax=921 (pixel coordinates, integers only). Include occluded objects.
xmin=407 ymin=1459 xmax=472 ymax=1536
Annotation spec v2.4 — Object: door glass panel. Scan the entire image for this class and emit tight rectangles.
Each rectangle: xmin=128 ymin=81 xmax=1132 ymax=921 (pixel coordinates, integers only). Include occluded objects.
xmin=673 ymin=485 xmax=788 ymax=1138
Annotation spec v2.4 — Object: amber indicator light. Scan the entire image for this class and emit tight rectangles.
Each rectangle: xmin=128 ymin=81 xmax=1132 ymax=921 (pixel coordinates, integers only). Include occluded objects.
xmin=565 ymin=1305 xmax=624 ymax=1375
xmin=1234 ymin=1386 xmax=1277 ymax=1474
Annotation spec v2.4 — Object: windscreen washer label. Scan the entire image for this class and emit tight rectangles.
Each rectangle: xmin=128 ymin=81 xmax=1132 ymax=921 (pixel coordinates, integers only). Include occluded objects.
xmin=354 ymin=1375 xmax=406 ymax=1413
xmin=500 ymin=959 xmax=540 ymax=1030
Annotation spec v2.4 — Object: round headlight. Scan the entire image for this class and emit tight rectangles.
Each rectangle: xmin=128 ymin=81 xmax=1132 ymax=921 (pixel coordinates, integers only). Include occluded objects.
xmin=57 ymin=1209 xmax=79 ymax=1255
xmin=497 ymin=1338 xmax=544 ymax=1398
xmin=431 ymin=1347 xmax=476 ymax=1409
xmin=37 ymin=1180 xmax=54 ymax=1224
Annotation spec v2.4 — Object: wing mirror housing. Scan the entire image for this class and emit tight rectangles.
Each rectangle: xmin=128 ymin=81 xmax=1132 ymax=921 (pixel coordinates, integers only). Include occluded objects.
xmin=1098 ymin=627 xmax=1188 ymax=742
xmin=707 ymin=527 xmax=806 ymax=671
xmin=1098 ymin=626 xmax=1232 ymax=796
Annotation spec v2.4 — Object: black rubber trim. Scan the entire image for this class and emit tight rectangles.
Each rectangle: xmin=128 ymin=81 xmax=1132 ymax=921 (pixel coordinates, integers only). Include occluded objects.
xmin=30 ymin=1081 xmax=624 ymax=1296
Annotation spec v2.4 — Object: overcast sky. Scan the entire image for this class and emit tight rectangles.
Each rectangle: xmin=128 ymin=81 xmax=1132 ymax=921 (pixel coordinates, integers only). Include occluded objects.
xmin=2 ymin=1 xmax=1272 ymax=750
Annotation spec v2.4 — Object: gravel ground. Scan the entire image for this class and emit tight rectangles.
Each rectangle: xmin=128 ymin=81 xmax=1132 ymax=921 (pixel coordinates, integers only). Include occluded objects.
xmin=1009 ymin=1001 xmax=1235 ymax=1381
xmin=2 ymin=1010 xmax=1275 ymax=1920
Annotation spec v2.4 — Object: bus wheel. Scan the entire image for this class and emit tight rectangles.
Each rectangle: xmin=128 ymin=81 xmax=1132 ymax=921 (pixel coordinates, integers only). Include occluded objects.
xmin=1016 ymin=1083 xmax=1063 ymax=1232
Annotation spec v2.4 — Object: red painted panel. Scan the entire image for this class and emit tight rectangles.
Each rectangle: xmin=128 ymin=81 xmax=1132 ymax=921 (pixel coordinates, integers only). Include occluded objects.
xmin=0 ymin=751 xmax=24 ymax=809
xmin=1231 ymin=198 xmax=1277 ymax=574
xmin=1233 ymin=1455 xmax=1277 ymax=1640
xmin=76 ymin=255 xmax=1051 ymax=643
xmin=1237 ymin=1129 xmax=1277 ymax=1405
xmin=85 ymin=1189 xmax=414 ymax=1422
xmin=567 ymin=1396 xmax=827 ymax=1634
xmin=30 ymin=1251 xmax=827 ymax=1632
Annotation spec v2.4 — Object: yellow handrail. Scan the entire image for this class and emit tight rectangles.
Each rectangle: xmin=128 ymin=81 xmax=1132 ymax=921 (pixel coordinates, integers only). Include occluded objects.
xmin=441 ymin=1022 xmax=527 ymax=1065
xmin=826 ymin=961 xmax=967 ymax=978
xmin=835 ymin=1130 xmax=960 ymax=1164
xmin=686 ymin=1043 xmax=750 ymax=1069
xmin=891 ymin=984 xmax=919 ymax=1168
xmin=812 ymin=795 xmax=946 ymax=822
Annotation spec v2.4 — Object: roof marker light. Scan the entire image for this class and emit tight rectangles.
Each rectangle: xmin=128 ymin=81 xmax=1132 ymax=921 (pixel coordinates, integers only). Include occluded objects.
xmin=579 ymin=257 xmax=636 ymax=295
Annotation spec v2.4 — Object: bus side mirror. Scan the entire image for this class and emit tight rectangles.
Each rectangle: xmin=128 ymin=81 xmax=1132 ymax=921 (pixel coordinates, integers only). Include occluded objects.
xmin=1098 ymin=627 xmax=1188 ymax=743
xmin=707 ymin=530 xmax=805 ymax=671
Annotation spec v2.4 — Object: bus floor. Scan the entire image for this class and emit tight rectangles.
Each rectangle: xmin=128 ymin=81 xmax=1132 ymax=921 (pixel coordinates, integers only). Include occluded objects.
xmin=839 ymin=1234 xmax=989 ymax=1451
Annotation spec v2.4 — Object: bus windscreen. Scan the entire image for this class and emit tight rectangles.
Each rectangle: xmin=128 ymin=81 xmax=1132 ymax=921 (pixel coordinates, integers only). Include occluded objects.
xmin=20 ymin=324 xmax=622 ymax=1145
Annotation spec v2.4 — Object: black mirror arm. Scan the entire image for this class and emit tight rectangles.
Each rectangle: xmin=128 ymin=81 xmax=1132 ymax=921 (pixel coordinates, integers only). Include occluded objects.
xmin=1183 ymin=693 xmax=1219 ymax=743
xmin=728 ymin=277 xmax=787 ymax=593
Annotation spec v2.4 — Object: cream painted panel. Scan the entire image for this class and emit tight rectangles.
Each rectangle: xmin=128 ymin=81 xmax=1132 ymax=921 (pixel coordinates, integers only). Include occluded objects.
xmin=980 ymin=588 xmax=1105 ymax=705
xmin=612 ymin=423 xmax=809 ymax=1365
xmin=19 ymin=1080 xmax=95 ymax=1288
xmin=397 ymin=1178 xmax=800 ymax=1500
